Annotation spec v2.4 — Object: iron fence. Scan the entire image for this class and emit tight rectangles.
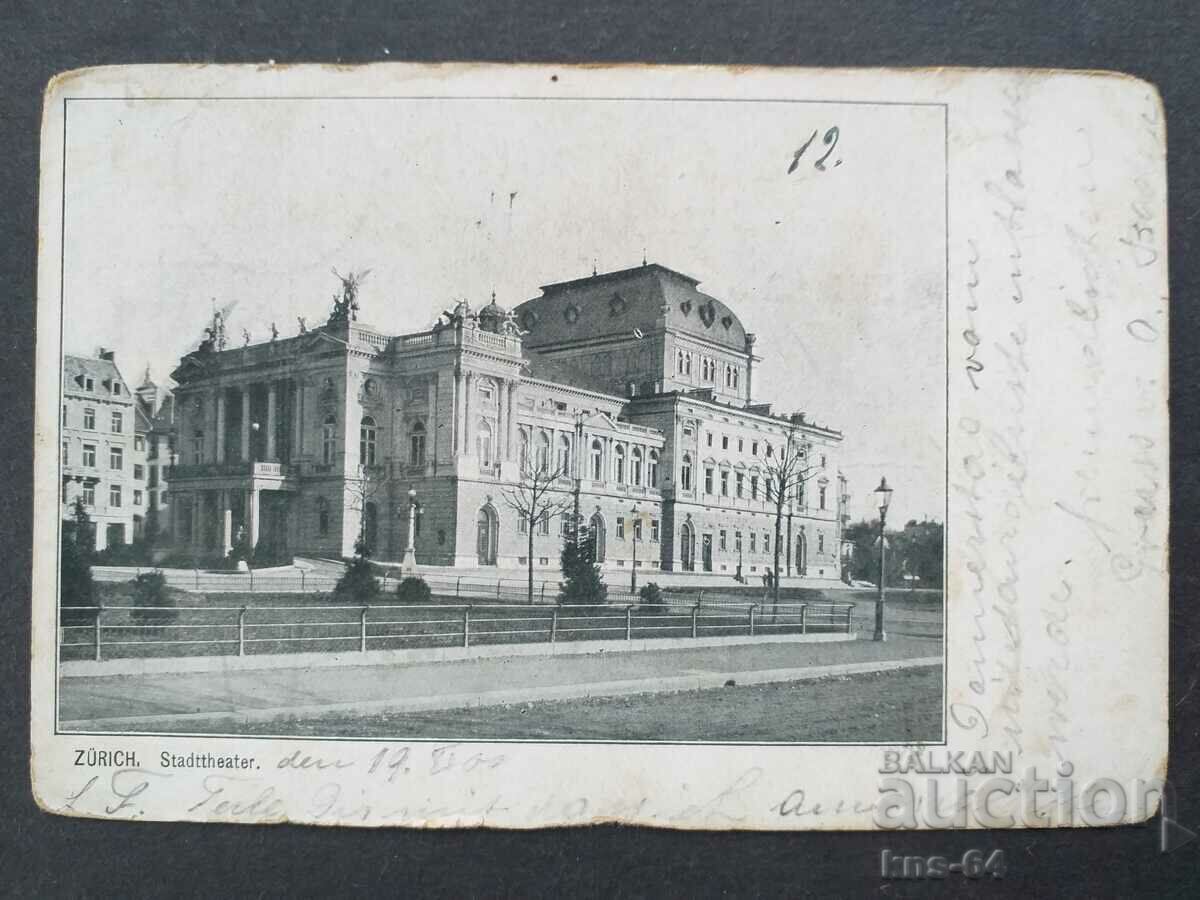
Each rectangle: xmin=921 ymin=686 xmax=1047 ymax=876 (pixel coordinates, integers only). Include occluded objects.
xmin=59 ymin=599 xmax=856 ymax=662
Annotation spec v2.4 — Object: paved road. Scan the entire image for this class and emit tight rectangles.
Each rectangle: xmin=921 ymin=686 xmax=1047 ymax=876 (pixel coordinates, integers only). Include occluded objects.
xmin=60 ymin=634 xmax=941 ymax=731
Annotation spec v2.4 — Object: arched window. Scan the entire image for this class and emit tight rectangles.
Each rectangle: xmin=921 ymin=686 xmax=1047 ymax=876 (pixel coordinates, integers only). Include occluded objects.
xmin=558 ymin=434 xmax=571 ymax=475
xmin=732 ymin=367 xmax=739 ymax=389
xmin=684 ymin=351 xmax=692 ymax=376
xmin=316 ymin=497 xmax=329 ymax=536
xmin=192 ymin=429 xmax=204 ymax=465
xmin=518 ymin=428 xmax=530 ymax=469
xmin=536 ymin=431 xmax=551 ymax=472
xmin=477 ymin=420 xmax=493 ymax=467
xmin=322 ymin=416 xmax=337 ymax=466
xmin=680 ymin=452 xmax=693 ymax=491
xmin=648 ymin=449 xmax=659 ymax=487
xmin=590 ymin=439 xmax=603 ymax=481
xmin=359 ymin=416 xmax=377 ymax=466
xmin=409 ymin=420 xmax=426 ymax=465
xmin=631 ymin=446 xmax=644 ymax=486
xmin=614 ymin=444 xmax=626 ymax=483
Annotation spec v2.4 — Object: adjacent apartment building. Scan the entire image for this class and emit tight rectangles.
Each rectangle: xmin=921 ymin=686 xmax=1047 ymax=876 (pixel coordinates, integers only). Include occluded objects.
xmin=163 ymin=262 xmax=848 ymax=581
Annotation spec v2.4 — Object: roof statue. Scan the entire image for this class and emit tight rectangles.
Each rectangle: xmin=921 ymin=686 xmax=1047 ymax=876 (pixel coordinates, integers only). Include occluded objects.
xmin=329 ymin=267 xmax=371 ymax=325
xmin=441 ymin=299 xmax=477 ymax=330
xmin=297 ymin=316 xmax=308 ymax=334
xmin=270 ymin=322 xmax=279 ymax=342
xmin=242 ymin=328 xmax=251 ymax=347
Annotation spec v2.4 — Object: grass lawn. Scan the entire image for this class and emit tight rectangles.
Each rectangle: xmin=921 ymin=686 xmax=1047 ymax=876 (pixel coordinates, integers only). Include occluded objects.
xmin=204 ymin=664 xmax=943 ymax=743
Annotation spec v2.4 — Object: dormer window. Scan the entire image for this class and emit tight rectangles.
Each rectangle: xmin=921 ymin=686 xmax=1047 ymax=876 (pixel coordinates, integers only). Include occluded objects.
xmin=84 ymin=377 xmax=94 ymax=392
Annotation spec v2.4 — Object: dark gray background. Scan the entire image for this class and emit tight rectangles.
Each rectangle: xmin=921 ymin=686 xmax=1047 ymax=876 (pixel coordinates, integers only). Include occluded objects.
xmin=1 ymin=2 xmax=1196 ymax=896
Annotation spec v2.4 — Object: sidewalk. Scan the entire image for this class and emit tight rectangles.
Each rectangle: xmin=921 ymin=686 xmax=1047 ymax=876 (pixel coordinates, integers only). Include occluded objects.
xmin=59 ymin=635 xmax=941 ymax=731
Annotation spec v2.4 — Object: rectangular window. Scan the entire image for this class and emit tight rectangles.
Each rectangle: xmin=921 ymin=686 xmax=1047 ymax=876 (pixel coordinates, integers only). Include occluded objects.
xmin=538 ymin=514 xmax=550 ymax=536
xmin=81 ymin=484 xmax=95 ymax=506
xmin=819 ymin=486 xmax=827 ymax=510
xmin=704 ymin=467 xmax=714 ymax=494
xmin=752 ymin=441 xmax=758 ymax=456
xmin=134 ymin=435 xmax=145 ymax=452
xmin=633 ymin=518 xmax=643 ymax=542
xmin=720 ymin=470 xmax=729 ymax=497
xmin=719 ymin=529 xmax=727 ymax=551
xmin=616 ymin=517 xmax=625 ymax=539
xmin=706 ymin=433 xmax=713 ymax=447
xmin=84 ymin=377 xmax=94 ymax=392
xmin=651 ymin=519 xmax=660 ymax=542
xmin=62 ymin=441 xmax=68 ymax=465
xmin=83 ymin=408 xmax=95 ymax=430
xmin=109 ymin=484 xmax=121 ymax=508
xmin=518 ymin=516 xmax=528 ymax=534
xmin=110 ymin=446 xmax=123 ymax=471
xmin=738 ymin=438 xmax=744 ymax=452
xmin=62 ymin=405 xmax=67 ymax=426
xmin=721 ymin=435 xmax=729 ymax=450
xmin=818 ymin=533 xmax=825 ymax=553
xmin=735 ymin=530 xmax=743 ymax=552
xmin=763 ymin=532 xmax=770 ymax=553
xmin=82 ymin=444 xmax=96 ymax=467
xmin=133 ymin=489 xmax=143 ymax=506
xmin=111 ymin=411 xmax=123 ymax=433
xmin=750 ymin=532 xmax=757 ymax=553
xmin=750 ymin=475 xmax=759 ymax=500
xmin=558 ymin=515 xmax=565 ymax=537
xmin=133 ymin=464 xmax=144 ymax=480
xmin=735 ymin=472 xmax=744 ymax=498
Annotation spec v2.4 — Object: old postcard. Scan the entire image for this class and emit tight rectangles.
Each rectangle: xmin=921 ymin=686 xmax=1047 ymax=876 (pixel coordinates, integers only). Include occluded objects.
xmin=31 ymin=64 xmax=1167 ymax=830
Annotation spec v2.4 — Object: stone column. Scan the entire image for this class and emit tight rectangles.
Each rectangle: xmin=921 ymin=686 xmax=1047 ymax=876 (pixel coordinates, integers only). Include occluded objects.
xmin=215 ymin=389 xmax=227 ymax=463
xmin=291 ymin=382 xmax=302 ymax=460
xmin=267 ymin=381 xmax=278 ymax=460
xmin=495 ymin=378 xmax=506 ymax=462
xmin=452 ymin=369 xmax=463 ymax=453
xmin=240 ymin=387 xmax=251 ymax=462
xmin=506 ymin=382 xmax=517 ymax=461
xmin=190 ymin=493 xmax=202 ymax=551
xmin=221 ymin=490 xmax=233 ymax=556
xmin=246 ymin=488 xmax=260 ymax=549
xmin=463 ymin=371 xmax=474 ymax=456
xmin=294 ymin=382 xmax=305 ymax=456
xmin=426 ymin=378 xmax=438 ymax=467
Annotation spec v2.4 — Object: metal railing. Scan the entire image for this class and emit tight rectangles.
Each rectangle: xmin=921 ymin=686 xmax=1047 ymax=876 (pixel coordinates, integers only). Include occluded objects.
xmin=59 ymin=599 xmax=856 ymax=662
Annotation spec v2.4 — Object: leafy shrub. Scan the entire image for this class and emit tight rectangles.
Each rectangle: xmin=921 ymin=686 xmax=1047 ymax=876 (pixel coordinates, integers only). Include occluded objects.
xmin=638 ymin=583 xmax=663 ymax=606
xmin=395 ymin=576 xmax=432 ymax=604
xmin=335 ymin=539 xmax=379 ymax=603
xmin=559 ymin=531 xmax=607 ymax=606
xmin=94 ymin=539 xmax=153 ymax=567
xmin=130 ymin=571 xmax=176 ymax=625
xmin=60 ymin=532 xmax=95 ymax=626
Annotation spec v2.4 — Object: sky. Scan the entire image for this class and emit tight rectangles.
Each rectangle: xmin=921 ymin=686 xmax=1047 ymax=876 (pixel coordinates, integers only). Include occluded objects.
xmin=62 ymin=96 xmax=945 ymax=525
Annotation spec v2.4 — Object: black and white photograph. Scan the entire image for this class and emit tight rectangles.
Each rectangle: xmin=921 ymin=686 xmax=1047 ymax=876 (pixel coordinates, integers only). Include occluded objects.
xmin=52 ymin=82 xmax=947 ymax=745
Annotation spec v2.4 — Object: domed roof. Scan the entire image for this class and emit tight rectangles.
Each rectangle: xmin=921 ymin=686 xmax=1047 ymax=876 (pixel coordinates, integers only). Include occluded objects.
xmin=478 ymin=292 xmax=507 ymax=333
xmin=513 ymin=263 xmax=750 ymax=352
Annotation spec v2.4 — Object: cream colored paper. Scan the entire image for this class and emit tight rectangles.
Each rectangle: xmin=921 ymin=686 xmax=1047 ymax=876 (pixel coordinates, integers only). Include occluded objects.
xmin=32 ymin=64 xmax=1167 ymax=829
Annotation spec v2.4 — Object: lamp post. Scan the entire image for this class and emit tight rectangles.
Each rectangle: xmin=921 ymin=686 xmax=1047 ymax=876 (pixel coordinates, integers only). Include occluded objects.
xmin=250 ymin=421 xmax=261 ymax=463
xmin=873 ymin=476 xmax=894 ymax=642
xmin=630 ymin=503 xmax=639 ymax=594
xmin=401 ymin=486 xmax=419 ymax=576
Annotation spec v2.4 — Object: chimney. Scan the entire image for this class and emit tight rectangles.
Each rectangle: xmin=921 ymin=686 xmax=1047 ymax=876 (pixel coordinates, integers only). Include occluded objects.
xmin=97 ymin=347 xmax=115 ymax=361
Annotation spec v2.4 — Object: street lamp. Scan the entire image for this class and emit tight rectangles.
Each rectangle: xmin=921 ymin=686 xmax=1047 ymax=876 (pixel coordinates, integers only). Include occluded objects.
xmin=250 ymin=421 xmax=261 ymax=462
xmin=873 ymin=476 xmax=894 ymax=642
xmin=401 ymin=486 xmax=419 ymax=575
xmin=630 ymin=502 xmax=639 ymax=594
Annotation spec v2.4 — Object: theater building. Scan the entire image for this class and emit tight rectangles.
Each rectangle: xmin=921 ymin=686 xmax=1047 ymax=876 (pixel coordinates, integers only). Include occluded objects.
xmin=164 ymin=263 xmax=846 ymax=581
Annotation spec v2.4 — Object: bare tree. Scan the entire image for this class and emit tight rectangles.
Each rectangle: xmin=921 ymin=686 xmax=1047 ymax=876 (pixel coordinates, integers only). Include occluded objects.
xmin=764 ymin=418 xmax=820 ymax=615
xmin=343 ymin=463 xmax=393 ymax=558
xmin=500 ymin=450 xmax=574 ymax=603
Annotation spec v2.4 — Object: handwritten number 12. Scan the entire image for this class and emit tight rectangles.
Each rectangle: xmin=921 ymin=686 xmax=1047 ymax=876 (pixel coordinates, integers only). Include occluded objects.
xmin=788 ymin=127 xmax=841 ymax=173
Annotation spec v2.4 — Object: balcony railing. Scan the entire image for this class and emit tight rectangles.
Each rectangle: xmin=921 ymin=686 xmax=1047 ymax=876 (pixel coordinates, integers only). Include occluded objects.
xmin=170 ymin=460 xmax=296 ymax=480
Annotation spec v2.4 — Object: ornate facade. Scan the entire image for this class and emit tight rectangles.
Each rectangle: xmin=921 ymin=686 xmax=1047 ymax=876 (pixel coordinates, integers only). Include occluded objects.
xmin=164 ymin=263 xmax=847 ymax=581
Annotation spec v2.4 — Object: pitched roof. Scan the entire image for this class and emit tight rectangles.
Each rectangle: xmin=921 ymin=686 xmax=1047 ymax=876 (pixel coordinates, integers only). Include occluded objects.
xmin=513 ymin=263 xmax=749 ymax=353
xmin=63 ymin=354 xmax=127 ymax=395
